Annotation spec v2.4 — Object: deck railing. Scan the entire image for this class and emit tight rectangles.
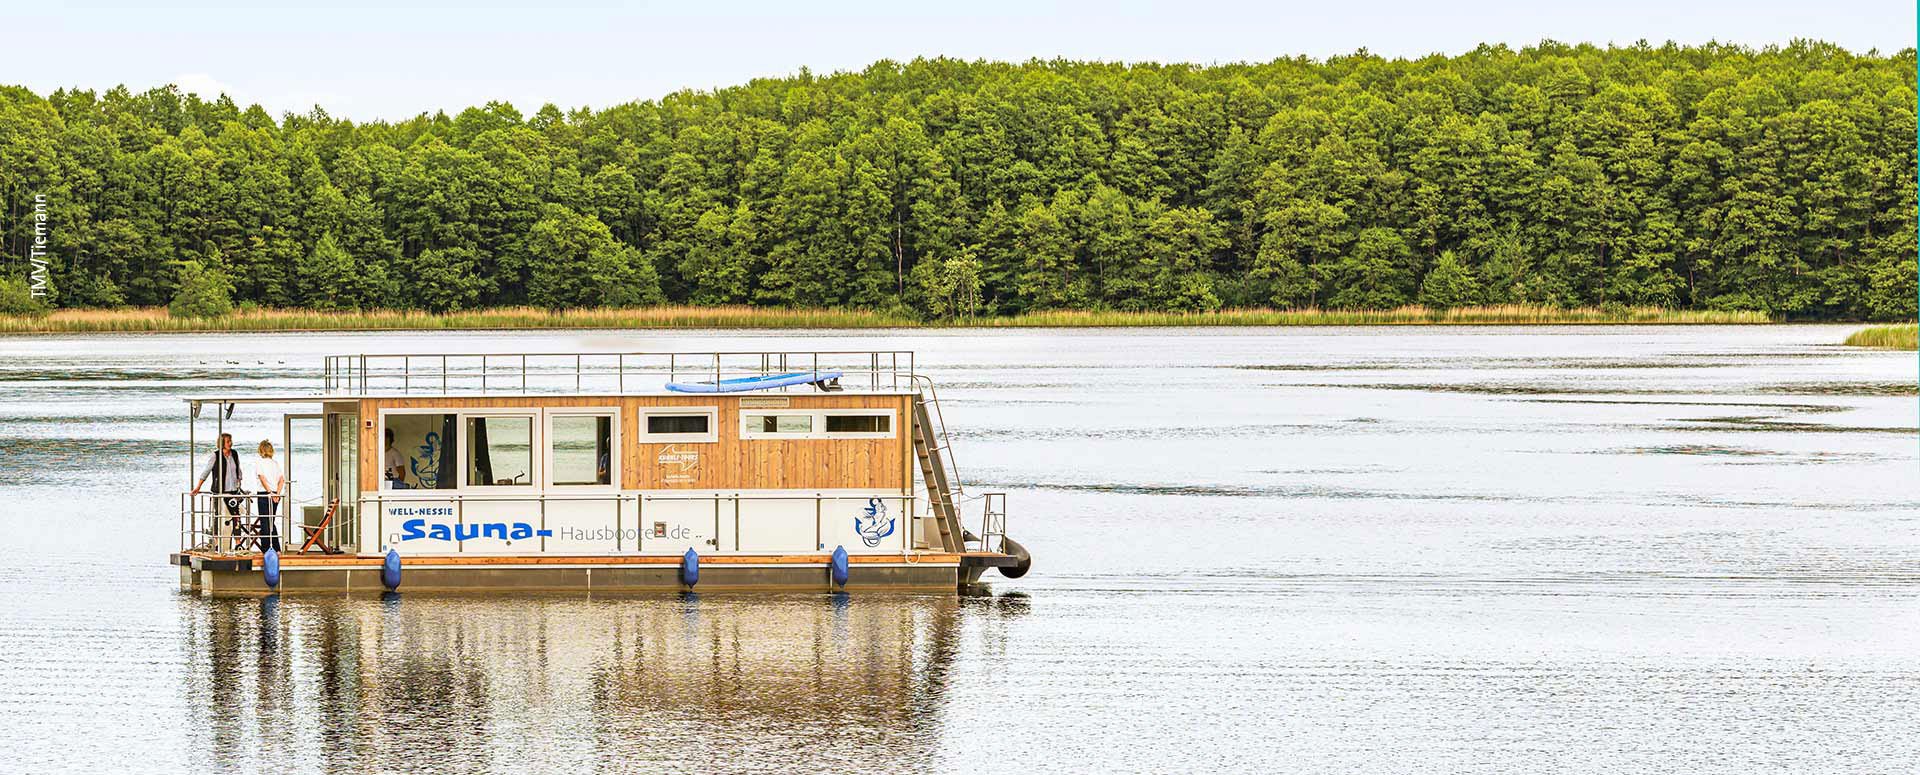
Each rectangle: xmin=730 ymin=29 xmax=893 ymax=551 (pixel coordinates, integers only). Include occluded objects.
xmin=322 ymin=351 xmax=917 ymax=395
xmin=179 ymin=491 xmax=310 ymax=554
xmin=977 ymin=493 xmax=1008 ymax=554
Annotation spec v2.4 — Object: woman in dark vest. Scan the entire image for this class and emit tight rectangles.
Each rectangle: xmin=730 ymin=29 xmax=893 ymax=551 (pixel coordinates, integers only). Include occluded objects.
xmin=190 ymin=433 xmax=244 ymax=551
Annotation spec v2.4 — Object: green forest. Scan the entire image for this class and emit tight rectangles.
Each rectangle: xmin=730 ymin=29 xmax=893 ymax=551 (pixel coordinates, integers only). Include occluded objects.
xmin=1 ymin=40 xmax=1914 ymax=320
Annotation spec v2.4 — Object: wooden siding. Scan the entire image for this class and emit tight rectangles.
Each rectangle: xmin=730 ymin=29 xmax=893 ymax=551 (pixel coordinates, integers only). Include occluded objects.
xmin=358 ymin=394 xmax=911 ymax=494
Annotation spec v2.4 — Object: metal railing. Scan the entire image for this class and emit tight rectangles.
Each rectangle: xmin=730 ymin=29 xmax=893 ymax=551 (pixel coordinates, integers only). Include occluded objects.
xmin=322 ymin=351 xmax=917 ymax=395
xmin=911 ymin=373 xmax=1003 ymax=554
xmin=179 ymin=491 xmax=315 ymax=554
xmin=977 ymin=493 xmax=1008 ymax=554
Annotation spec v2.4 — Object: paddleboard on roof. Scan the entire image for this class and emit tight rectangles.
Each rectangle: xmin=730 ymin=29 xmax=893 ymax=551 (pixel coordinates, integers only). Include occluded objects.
xmin=665 ymin=370 xmax=843 ymax=393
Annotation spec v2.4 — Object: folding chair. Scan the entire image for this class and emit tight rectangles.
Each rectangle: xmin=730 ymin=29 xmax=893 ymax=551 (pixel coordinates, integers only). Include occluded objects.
xmin=224 ymin=494 xmax=258 ymax=553
xmin=300 ymin=499 xmax=341 ymax=554
xmin=229 ymin=514 xmax=261 ymax=552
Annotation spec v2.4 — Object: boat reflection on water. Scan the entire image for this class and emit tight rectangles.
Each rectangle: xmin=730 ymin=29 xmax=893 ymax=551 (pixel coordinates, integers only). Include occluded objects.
xmin=179 ymin=591 xmax=1028 ymax=771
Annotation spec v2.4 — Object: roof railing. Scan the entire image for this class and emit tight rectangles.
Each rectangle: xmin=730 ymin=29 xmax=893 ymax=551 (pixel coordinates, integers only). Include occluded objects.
xmin=321 ymin=351 xmax=918 ymax=396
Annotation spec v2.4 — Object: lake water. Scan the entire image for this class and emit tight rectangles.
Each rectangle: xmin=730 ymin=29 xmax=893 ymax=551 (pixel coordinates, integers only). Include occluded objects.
xmin=0 ymin=325 xmax=1913 ymax=773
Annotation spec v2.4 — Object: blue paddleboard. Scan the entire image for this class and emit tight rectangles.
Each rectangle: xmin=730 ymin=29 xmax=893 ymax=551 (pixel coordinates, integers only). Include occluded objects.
xmin=665 ymin=370 xmax=843 ymax=393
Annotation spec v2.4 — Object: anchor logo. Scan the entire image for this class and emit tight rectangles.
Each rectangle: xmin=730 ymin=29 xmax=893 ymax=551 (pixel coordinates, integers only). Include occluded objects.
xmin=410 ymin=431 xmax=442 ymax=489
xmin=855 ymin=498 xmax=895 ymax=547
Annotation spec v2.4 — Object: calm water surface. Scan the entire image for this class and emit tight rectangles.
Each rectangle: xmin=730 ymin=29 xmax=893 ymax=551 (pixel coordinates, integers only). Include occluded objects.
xmin=0 ymin=326 xmax=1914 ymax=773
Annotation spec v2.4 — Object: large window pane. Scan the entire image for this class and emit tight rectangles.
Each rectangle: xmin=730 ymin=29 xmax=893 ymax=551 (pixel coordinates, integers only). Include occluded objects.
xmin=552 ymin=415 xmax=612 ymax=486
xmin=646 ymin=414 xmax=709 ymax=435
xmin=825 ymin=414 xmax=890 ymax=434
xmin=383 ymin=413 xmax=456 ymax=490
xmin=468 ymin=416 xmax=532 ymax=487
xmin=754 ymin=414 xmax=812 ymax=434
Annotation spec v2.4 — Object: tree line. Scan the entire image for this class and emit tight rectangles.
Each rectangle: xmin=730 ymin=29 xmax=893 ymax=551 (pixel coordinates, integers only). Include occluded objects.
xmin=0 ymin=40 xmax=1914 ymax=319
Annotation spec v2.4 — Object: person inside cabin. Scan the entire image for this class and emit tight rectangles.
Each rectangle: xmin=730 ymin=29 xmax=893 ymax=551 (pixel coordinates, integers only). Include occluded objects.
xmin=189 ymin=433 xmax=244 ymax=551
xmin=254 ymin=440 xmax=284 ymax=553
xmin=384 ymin=428 xmax=409 ymax=489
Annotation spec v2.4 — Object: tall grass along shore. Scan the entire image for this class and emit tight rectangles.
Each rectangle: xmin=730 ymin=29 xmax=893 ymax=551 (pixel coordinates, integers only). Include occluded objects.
xmin=0 ymin=305 xmax=1773 ymax=334
xmin=1842 ymin=324 xmax=1919 ymax=350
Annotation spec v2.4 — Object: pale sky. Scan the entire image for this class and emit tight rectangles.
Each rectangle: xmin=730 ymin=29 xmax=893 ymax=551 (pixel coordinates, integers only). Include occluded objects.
xmin=7 ymin=0 xmax=1914 ymax=121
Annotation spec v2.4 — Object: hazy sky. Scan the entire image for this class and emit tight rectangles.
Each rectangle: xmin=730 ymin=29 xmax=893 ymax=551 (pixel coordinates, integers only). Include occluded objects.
xmin=7 ymin=0 xmax=1914 ymax=121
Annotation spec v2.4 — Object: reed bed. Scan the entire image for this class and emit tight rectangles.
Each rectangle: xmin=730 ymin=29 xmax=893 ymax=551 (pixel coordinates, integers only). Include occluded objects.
xmin=976 ymin=305 xmax=1771 ymax=327
xmin=0 ymin=304 xmax=1772 ymax=334
xmin=0 ymin=306 xmax=918 ymax=333
xmin=1842 ymin=323 xmax=1919 ymax=350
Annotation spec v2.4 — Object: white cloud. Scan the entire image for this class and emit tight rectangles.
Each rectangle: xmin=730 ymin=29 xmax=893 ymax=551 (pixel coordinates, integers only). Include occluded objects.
xmin=162 ymin=73 xmax=351 ymax=118
xmin=169 ymin=72 xmax=235 ymax=101
xmin=267 ymin=90 xmax=355 ymax=117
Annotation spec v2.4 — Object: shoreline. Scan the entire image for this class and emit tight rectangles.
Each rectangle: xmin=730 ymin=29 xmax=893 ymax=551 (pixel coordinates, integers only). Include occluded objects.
xmin=0 ymin=305 xmax=1786 ymax=334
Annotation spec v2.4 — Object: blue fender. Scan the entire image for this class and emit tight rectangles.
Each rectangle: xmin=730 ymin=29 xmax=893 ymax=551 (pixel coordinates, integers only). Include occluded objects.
xmin=262 ymin=548 xmax=281 ymax=588
xmin=829 ymin=545 xmax=850 ymax=587
xmin=680 ymin=548 xmax=699 ymax=587
xmin=382 ymin=549 xmax=402 ymax=591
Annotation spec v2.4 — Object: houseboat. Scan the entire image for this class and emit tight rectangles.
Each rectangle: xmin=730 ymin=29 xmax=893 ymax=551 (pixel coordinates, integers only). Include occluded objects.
xmin=171 ymin=350 xmax=1030 ymax=596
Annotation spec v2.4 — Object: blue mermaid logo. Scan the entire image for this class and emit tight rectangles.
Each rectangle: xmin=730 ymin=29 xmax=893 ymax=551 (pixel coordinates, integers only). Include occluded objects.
xmin=409 ymin=431 xmax=442 ymax=489
xmin=855 ymin=498 xmax=895 ymax=547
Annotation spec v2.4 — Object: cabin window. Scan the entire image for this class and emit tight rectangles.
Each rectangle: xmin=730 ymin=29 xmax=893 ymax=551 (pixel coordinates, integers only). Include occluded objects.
xmin=467 ymin=416 xmax=533 ymax=487
xmin=824 ymin=414 xmax=890 ymax=434
xmin=382 ymin=413 xmax=457 ymax=490
xmin=742 ymin=409 xmax=897 ymax=439
xmin=549 ymin=414 xmax=613 ymax=486
xmin=639 ymin=407 xmax=718 ymax=443
xmin=648 ymin=414 xmax=709 ymax=435
xmin=748 ymin=413 xmax=813 ymax=435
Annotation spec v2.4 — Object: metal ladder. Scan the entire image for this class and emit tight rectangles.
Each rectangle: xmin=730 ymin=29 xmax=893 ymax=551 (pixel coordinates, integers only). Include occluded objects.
xmin=978 ymin=492 xmax=1006 ymax=554
xmin=910 ymin=376 xmax=968 ymax=552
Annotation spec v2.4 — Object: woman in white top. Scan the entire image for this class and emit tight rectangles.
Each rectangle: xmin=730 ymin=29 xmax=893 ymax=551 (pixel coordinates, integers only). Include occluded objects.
xmin=255 ymin=440 xmax=285 ymax=552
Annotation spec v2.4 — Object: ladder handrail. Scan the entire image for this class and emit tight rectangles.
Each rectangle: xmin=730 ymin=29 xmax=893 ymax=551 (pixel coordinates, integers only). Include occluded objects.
xmin=909 ymin=375 xmax=965 ymax=500
xmin=909 ymin=374 xmax=1014 ymax=554
xmin=909 ymin=376 xmax=1012 ymax=554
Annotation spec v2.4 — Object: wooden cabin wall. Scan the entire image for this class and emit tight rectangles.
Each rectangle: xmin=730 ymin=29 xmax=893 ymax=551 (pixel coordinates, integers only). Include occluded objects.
xmin=628 ymin=393 xmax=912 ymax=491
xmin=358 ymin=394 xmax=912 ymax=493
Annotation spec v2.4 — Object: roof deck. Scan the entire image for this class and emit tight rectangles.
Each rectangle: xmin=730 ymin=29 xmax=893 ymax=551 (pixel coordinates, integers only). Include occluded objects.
xmin=321 ymin=350 xmax=922 ymax=397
